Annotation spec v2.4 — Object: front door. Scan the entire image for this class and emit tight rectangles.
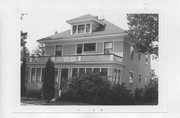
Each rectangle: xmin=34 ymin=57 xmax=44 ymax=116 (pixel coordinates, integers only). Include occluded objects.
xmin=60 ymin=68 xmax=68 ymax=90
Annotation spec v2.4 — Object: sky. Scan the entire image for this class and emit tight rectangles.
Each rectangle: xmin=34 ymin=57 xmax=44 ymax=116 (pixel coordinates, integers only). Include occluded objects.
xmin=20 ymin=8 xmax=129 ymax=52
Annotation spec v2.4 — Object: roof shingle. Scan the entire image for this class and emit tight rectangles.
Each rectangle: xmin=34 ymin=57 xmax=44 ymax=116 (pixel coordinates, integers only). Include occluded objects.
xmin=38 ymin=17 xmax=126 ymax=42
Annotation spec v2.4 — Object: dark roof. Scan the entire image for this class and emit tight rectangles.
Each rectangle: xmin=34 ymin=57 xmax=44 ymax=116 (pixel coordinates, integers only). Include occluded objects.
xmin=66 ymin=14 xmax=94 ymax=23
xmin=38 ymin=18 xmax=126 ymax=42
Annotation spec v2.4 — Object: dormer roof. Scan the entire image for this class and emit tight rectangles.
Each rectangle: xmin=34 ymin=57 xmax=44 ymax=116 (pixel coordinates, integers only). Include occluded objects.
xmin=38 ymin=19 xmax=126 ymax=42
xmin=66 ymin=14 xmax=105 ymax=25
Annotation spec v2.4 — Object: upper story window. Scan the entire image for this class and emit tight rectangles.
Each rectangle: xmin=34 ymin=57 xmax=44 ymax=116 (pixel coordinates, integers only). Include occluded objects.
xmin=72 ymin=24 xmax=91 ymax=34
xmin=104 ymin=42 xmax=113 ymax=54
xmin=55 ymin=45 xmax=62 ymax=56
xmin=86 ymin=24 xmax=90 ymax=33
xmin=72 ymin=25 xmax=77 ymax=34
xmin=77 ymin=44 xmax=83 ymax=54
xmin=78 ymin=25 xmax=85 ymax=33
xmin=84 ymin=43 xmax=96 ymax=51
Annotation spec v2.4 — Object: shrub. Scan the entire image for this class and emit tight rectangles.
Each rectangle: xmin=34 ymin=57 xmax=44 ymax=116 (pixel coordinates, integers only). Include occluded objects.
xmin=134 ymin=88 xmax=144 ymax=104
xmin=59 ymin=73 xmax=134 ymax=105
xmin=42 ymin=58 xmax=55 ymax=102
xmin=144 ymin=78 xmax=158 ymax=104
xmin=27 ymin=90 xmax=42 ymax=98
xmin=109 ymin=83 xmax=134 ymax=105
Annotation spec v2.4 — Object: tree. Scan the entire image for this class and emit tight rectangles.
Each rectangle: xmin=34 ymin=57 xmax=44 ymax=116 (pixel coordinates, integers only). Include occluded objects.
xmin=144 ymin=70 xmax=158 ymax=104
xmin=42 ymin=59 xmax=55 ymax=103
xmin=31 ymin=43 xmax=45 ymax=57
xmin=127 ymin=14 xmax=158 ymax=58
xmin=20 ymin=13 xmax=29 ymax=97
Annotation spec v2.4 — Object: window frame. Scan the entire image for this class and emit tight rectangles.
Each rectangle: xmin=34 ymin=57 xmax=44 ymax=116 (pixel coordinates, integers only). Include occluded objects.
xmin=55 ymin=45 xmax=62 ymax=56
xmin=72 ymin=25 xmax=77 ymax=34
xmin=83 ymin=43 xmax=96 ymax=52
xmin=85 ymin=24 xmax=90 ymax=33
xmin=104 ymin=41 xmax=113 ymax=54
xmin=78 ymin=24 xmax=85 ymax=34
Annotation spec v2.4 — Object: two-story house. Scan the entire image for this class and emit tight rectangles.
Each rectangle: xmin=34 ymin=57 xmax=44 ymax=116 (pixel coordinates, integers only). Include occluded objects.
xmin=26 ymin=14 xmax=151 ymax=94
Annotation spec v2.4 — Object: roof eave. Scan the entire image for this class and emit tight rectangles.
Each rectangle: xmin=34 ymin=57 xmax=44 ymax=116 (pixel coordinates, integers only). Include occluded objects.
xmin=66 ymin=18 xmax=105 ymax=25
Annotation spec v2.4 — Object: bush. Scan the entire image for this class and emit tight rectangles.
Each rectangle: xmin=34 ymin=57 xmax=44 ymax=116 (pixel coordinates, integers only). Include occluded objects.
xmin=27 ymin=90 xmax=42 ymax=98
xmin=59 ymin=73 xmax=134 ymax=105
xmin=144 ymin=78 xmax=158 ymax=104
xmin=42 ymin=59 xmax=55 ymax=102
xmin=134 ymin=88 xmax=144 ymax=104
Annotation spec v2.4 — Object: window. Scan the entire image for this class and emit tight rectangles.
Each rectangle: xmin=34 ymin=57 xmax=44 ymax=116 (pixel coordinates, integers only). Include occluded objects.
xmin=72 ymin=68 xmax=78 ymax=78
xmin=55 ymin=68 xmax=58 ymax=82
xmin=118 ymin=70 xmax=121 ymax=84
xmin=104 ymin=42 xmax=113 ymax=54
xmin=86 ymin=24 xmax=90 ymax=33
xmin=72 ymin=25 xmax=77 ymax=34
xmin=93 ymin=68 xmax=100 ymax=74
xmin=79 ymin=68 xmax=85 ymax=76
xmin=36 ymin=68 xmax=41 ymax=82
xmin=130 ymin=46 xmax=134 ymax=59
xmin=78 ymin=25 xmax=85 ymax=33
xmin=145 ymin=55 xmax=148 ymax=65
xmin=101 ymin=68 xmax=108 ymax=76
xmin=86 ymin=68 xmax=92 ymax=74
xmin=139 ymin=74 xmax=142 ymax=82
xmin=84 ymin=43 xmax=96 ymax=51
xmin=31 ymin=68 xmax=36 ymax=82
xmin=55 ymin=45 xmax=62 ymax=56
xmin=129 ymin=71 xmax=133 ymax=85
xmin=77 ymin=44 xmax=83 ymax=54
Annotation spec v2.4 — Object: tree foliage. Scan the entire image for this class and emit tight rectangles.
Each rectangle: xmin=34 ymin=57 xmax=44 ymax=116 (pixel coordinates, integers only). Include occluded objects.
xmin=60 ymin=73 xmax=134 ymax=105
xmin=127 ymin=14 xmax=158 ymax=57
xmin=42 ymin=59 xmax=55 ymax=102
xmin=31 ymin=43 xmax=45 ymax=57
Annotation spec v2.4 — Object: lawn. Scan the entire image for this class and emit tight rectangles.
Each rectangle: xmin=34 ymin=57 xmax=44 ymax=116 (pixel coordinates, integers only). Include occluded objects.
xmin=21 ymin=97 xmax=89 ymax=105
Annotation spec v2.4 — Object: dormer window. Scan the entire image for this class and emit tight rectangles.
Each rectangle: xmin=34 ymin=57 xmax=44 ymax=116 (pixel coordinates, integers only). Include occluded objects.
xmin=78 ymin=25 xmax=85 ymax=33
xmin=72 ymin=25 xmax=77 ymax=34
xmin=72 ymin=24 xmax=91 ymax=34
xmin=86 ymin=24 xmax=90 ymax=33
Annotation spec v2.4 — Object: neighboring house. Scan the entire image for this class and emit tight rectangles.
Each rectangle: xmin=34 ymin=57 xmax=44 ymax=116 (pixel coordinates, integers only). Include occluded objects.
xmin=26 ymin=14 xmax=151 ymax=94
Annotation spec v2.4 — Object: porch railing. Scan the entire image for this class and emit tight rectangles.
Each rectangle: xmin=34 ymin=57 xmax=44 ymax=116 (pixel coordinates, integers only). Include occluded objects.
xmin=28 ymin=53 xmax=122 ymax=63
